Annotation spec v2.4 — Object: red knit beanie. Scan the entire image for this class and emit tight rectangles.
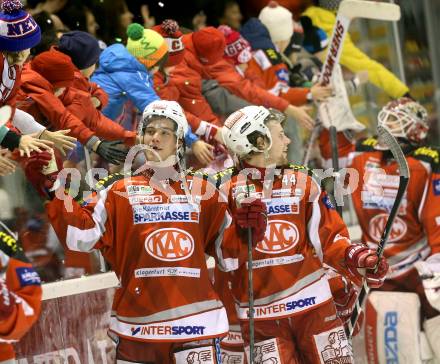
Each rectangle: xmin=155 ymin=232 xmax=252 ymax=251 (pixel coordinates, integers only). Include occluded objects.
xmin=31 ymin=49 xmax=75 ymax=88
xmin=218 ymin=25 xmax=252 ymax=65
xmin=192 ymin=27 xmax=226 ymax=65
xmin=151 ymin=19 xmax=184 ymax=67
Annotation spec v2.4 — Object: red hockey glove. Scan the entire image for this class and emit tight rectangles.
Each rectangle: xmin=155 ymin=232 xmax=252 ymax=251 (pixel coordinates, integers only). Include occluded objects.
xmin=0 ymin=281 xmax=15 ymax=321
xmin=234 ymin=198 xmax=267 ymax=246
xmin=345 ymin=244 xmax=389 ymax=288
xmin=330 ymin=275 xmax=357 ymax=323
xmin=23 ymin=151 xmax=61 ymax=199
xmin=329 ymin=274 xmax=363 ymax=336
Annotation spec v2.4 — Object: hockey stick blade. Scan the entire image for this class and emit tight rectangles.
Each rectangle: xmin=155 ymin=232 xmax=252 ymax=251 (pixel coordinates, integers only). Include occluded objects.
xmin=339 ymin=0 xmax=401 ymax=21
xmin=347 ymin=126 xmax=409 ymax=337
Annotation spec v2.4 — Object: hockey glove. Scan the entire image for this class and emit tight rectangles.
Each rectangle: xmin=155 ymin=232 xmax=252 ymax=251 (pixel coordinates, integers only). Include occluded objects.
xmin=345 ymin=244 xmax=389 ymax=288
xmin=95 ymin=140 xmax=128 ymax=165
xmin=329 ymin=273 xmax=363 ymax=336
xmin=234 ymin=198 xmax=267 ymax=246
xmin=23 ymin=151 xmax=61 ymax=200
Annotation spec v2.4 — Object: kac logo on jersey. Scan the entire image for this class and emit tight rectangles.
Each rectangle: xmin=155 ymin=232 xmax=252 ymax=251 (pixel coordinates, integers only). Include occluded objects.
xmin=145 ymin=228 xmax=194 ymax=261
xmin=433 ymin=179 xmax=440 ymax=196
xmin=368 ymin=214 xmax=407 ymax=243
xmin=256 ymin=220 xmax=299 ymax=254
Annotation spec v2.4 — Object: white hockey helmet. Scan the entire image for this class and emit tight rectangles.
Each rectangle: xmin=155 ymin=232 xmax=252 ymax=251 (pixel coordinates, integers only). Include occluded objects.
xmin=222 ymin=105 xmax=272 ymax=158
xmin=141 ymin=100 xmax=189 ymax=140
xmin=377 ymin=97 xmax=428 ymax=144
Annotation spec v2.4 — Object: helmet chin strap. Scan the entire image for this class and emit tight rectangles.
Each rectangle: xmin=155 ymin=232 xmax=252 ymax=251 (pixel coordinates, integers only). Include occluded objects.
xmin=145 ymin=154 xmax=177 ymax=168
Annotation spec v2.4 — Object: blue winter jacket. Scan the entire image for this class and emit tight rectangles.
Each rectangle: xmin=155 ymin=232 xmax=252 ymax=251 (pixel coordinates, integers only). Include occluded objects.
xmin=92 ymin=44 xmax=197 ymax=146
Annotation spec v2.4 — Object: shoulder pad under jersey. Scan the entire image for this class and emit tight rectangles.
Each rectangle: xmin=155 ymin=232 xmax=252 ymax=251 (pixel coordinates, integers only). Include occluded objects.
xmin=411 ymin=146 xmax=440 ymax=171
xmin=76 ymin=172 xmax=129 ymax=206
xmin=187 ymin=169 xmax=210 ymax=180
xmin=355 ymin=137 xmax=378 ymax=152
xmin=186 ymin=169 xmax=218 ymax=186
xmin=286 ymin=163 xmax=326 ymax=190
xmin=94 ymin=172 xmax=130 ymax=191
xmin=213 ymin=167 xmax=239 ymax=188
xmin=286 ymin=163 xmax=314 ymax=177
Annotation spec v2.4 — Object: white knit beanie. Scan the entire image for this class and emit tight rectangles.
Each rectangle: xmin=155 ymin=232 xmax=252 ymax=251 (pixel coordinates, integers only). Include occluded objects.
xmin=258 ymin=1 xmax=294 ymax=43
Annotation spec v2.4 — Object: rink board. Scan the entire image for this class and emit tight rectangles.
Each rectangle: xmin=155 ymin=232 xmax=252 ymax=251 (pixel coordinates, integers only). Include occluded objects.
xmin=14 ymin=273 xmax=119 ymax=364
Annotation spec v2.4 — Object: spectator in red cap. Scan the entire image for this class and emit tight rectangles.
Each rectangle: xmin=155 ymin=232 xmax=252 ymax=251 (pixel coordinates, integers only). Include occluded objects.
xmin=31 ymin=51 xmax=76 ymax=89
xmin=16 ymin=49 xmax=132 ymax=165
xmin=192 ymin=27 xmax=226 ymax=65
xmin=151 ymin=19 xmax=185 ymax=68
xmin=221 ymin=25 xmax=253 ymax=69
xmin=151 ymin=20 xmax=225 ymax=152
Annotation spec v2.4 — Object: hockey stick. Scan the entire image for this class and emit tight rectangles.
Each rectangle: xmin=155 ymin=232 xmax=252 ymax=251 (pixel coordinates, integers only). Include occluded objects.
xmin=346 ymin=125 xmax=410 ymax=337
xmin=319 ymin=0 xmax=401 ymax=87
xmin=302 ymin=122 xmax=321 ymax=166
xmin=83 ymin=146 xmax=108 ymax=273
xmin=310 ymin=0 xmax=401 ymax=211
xmin=238 ymin=159 xmax=255 ymax=364
xmin=329 ymin=125 xmax=343 ymax=216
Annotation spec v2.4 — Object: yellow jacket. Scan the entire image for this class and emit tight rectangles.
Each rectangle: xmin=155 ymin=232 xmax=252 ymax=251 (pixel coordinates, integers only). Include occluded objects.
xmin=303 ymin=6 xmax=409 ymax=98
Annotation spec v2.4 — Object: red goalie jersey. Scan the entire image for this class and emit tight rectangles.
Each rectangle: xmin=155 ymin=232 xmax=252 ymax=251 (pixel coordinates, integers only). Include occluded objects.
xmin=320 ymin=130 xmax=440 ymax=279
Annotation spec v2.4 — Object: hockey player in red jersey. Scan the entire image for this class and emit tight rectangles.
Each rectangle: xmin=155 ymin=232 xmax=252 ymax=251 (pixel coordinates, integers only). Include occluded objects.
xmin=216 ymin=106 xmax=388 ymax=363
xmin=319 ymin=97 xmax=440 ymax=359
xmin=22 ymin=99 xmax=264 ymax=363
xmin=0 ymin=221 xmax=42 ymax=362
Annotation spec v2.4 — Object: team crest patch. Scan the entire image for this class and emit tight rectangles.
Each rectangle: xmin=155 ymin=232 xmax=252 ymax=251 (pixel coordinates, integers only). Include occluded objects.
xmin=433 ymin=179 xmax=440 ymax=196
xmin=313 ymin=327 xmax=353 ymax=364
xmin=16 ymin=267 xmax=41 ymax=287
xmin=322 ymin=195 xmax=335 ymax=210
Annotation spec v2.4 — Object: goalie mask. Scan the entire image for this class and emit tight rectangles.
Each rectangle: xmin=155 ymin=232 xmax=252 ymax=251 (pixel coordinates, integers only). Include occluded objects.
xmin=377 ymin=97 xmax=429 ymax=144
xmin=140 ymin=100 xmax=189 ymax=163
xmin=222 ymin=106 xmax=277 ymax=158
